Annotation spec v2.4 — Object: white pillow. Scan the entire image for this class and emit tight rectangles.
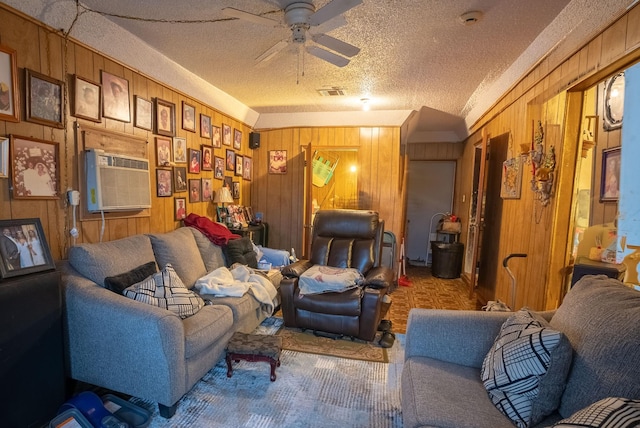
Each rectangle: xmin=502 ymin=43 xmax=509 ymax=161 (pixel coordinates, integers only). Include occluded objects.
xmin=123 ymin=264 xmax=205 ymax=319
xmin=481 ymin=309 xmax=572 ymax=428
xmin=298 ymin=265 xmax=364 ymax=296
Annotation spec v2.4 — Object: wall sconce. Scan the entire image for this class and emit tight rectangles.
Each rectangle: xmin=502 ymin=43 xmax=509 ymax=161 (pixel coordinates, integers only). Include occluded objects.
xmin=527 ymin=120 xmax=556 ymax=207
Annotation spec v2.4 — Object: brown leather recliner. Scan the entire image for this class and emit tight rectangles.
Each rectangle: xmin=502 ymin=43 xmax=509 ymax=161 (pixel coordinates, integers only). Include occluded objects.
xmin=280 ymin=209 xmax=394 ymax=341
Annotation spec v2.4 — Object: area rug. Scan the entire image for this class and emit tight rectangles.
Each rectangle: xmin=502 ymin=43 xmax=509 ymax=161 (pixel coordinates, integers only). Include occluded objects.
xmin=258 ymin=316 xmax=389 ymax=363
xmin=131 ymin=331 xmax=405 ymax=428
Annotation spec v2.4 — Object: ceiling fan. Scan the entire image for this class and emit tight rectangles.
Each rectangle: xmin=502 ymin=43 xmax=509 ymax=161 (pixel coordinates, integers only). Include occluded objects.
xmin=222 ymin=0 xmax=362 ymax=67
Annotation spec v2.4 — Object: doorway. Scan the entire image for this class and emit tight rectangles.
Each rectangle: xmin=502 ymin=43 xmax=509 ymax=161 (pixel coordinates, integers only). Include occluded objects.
xmin=405 ymin=161 xmax=455 ymax=266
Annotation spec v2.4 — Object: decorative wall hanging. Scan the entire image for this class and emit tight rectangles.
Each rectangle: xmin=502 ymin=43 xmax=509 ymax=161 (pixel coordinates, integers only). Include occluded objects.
xmin=600 ymin=147 xmax=621 ymax=202
xmin=529 ymin=120 xmax=556 ymax=207
xmin=500 ymin=156 xmax=523 ymax=199
xmin=581 ymin=115 xmax=597 ymax=158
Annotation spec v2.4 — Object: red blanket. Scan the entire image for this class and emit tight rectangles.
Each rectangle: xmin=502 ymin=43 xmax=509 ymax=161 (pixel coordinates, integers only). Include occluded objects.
xmin=183 ymin=213 xmax=240 ymax=246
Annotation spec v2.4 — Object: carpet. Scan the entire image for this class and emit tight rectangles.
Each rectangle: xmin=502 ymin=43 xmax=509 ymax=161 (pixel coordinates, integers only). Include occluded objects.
xmin=258 ymin=316 xmax=389 ymax=363
xmin=131 ymin=320 xmax=405 ymax=427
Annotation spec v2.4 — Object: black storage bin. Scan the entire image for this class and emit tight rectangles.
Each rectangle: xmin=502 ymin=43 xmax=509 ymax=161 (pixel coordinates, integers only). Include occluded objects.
xmin=430 ymin=241 xmax=464 ymax=279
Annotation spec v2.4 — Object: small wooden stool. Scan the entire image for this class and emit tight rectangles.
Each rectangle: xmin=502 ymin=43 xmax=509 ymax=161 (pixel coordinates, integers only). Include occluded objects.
xmin=225 ymin=332 xmax=282 ymax=381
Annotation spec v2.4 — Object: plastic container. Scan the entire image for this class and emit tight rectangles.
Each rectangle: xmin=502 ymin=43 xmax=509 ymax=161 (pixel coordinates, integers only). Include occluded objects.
xmin=102 ymin=395 xmax=151 ymax=428
xmin=430 ymin=241 xmax=464 ymax=279
xmin=50 ymin=408 xmax=93 ymax=428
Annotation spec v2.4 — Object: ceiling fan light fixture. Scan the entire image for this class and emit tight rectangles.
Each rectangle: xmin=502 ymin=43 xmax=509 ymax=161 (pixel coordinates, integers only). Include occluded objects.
xmin=459 ymin=11 xmax=483 ymax=26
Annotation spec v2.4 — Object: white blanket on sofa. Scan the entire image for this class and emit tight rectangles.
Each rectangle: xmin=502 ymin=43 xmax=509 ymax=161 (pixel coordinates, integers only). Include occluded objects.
xmin=194 ymin=265 xmax=278 ymax=316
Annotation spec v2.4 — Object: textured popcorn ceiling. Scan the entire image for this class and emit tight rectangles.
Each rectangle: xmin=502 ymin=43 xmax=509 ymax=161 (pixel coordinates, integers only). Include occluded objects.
xmin=5 ymin=0 xmax=637 ymax=140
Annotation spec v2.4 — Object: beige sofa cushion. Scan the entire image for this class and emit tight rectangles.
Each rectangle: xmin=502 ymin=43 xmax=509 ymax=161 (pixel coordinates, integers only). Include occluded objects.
xmin=148 ymin=228 xmax=207 ymax=289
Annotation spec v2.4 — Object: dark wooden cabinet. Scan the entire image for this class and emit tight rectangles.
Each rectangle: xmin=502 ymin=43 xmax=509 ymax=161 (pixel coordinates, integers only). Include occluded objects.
xmin=229 ymin=223 xmax=268 ymax=247
xmin=0 ymin=270 xmax=66 ymax=427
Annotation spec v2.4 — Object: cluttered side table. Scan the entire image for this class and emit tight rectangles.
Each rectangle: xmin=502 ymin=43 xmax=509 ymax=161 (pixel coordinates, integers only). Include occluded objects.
xmin=229 ymin=222 xmax=268 ymax=247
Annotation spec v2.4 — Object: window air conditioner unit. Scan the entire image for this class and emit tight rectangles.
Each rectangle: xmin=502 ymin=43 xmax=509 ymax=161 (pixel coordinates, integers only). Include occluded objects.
xmin=85 ymin=149 xmax=151 ymax=212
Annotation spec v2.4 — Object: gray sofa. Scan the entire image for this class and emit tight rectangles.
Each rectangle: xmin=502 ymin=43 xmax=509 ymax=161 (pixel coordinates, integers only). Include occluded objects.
xmin=60 ymin=227 xmax=275 ymax=418
xmin=401 ymin=275 xmax=640 ymax=428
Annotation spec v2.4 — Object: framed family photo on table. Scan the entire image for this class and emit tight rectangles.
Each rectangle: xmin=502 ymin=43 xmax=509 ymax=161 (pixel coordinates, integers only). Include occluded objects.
xmin=0 ymin=218 xmax=55 ymax=279
xmin=10 ymin=135 xmax=59 ymax=199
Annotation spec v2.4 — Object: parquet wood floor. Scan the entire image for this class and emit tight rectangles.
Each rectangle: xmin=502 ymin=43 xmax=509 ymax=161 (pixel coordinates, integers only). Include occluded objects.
xmin=386 ymin=265 xmax=480 ymax=334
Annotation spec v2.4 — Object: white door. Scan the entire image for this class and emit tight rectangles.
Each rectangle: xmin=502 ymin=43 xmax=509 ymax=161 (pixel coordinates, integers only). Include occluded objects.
xmin=405 ymin=161 xmax=455 ymax=265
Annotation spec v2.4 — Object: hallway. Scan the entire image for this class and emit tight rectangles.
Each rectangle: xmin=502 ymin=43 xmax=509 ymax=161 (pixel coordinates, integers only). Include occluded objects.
xmin=387 ymin=265 xmax=479 ymax=334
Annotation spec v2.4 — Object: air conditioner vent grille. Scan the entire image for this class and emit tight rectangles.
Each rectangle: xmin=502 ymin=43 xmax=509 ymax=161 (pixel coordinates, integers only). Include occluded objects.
xmin=317 ymin=87 xmax=347 ymax=97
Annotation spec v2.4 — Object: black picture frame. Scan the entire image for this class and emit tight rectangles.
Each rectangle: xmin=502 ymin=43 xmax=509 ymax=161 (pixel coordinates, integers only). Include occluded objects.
xmin=0 ymin=218 xmax=55 ymax=279
xmin=25 ymin=68 xmax=64 ymax=128
xmin=600 ymin=147 xmax=621 ymax=202
xmin=232 ymin=181 xmax=240 ymax=199
xmin=173 ymin=166 xmax=187 ymax=192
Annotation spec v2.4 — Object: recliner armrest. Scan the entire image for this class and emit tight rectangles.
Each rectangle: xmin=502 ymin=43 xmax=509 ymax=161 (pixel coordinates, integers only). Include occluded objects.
xmin=281 ymin=259 xmax=313 ymax=278
xmin=362 ymin=266 xmax=393 ymax=290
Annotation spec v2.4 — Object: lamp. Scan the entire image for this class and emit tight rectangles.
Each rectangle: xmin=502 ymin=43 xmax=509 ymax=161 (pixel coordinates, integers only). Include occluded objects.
xmin=213 ymin=186 xmax=233 ymax=207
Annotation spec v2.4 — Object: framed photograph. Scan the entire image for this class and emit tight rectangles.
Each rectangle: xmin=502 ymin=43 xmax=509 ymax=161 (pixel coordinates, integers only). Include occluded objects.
xmin=0 ymin=218 xmax=55 ymax=279
xmin=601 ymin=147 xmax=621 ymax=202
xmin=156 ymin=168 xmax=173 ymax=197
xmin=216 ymin=206 xmax=228 ymax=223
xmin=188 ymin=178 xmax=201 ymax=203
xmin=232 ymin=181 xmax=240 ymax=199
xmin=242 ymin=156 xmax=252 ymax=181
xmin=101 ymin=71 xmax=130 ymax=122
xmin=172 ymin=137 xmax=187 ymax=163
xmin=188 ymin=148 xmax=201 ymax=174
xmin=500 ymin=157 xmax=523 ymax=199
xmin=72 ymin=75 xmax=101 ymax=122
xmin=0 ymin=137 xmax=8 ymax=178
xmin=223 ymin=175 xmax=232 ymax=190
xmin=212 ymin=125 xmax=221 ymax=148
xmin=222 ymin=123 xmax=232 ymax=146
xmin=25 ymin=68 xmax=64 ymax=128
xmin=155 ymin=136 xmax=172 ymax=167
xmin=201 ymin=145 xmax=213 ymax=171
xmin=202 ymin=177 xmax=213 ymax=201
xmin=0 ymin=44 xmax=19 ymax=122
xmin=226 ymin=149 xmax=235 ymax=171
xmin=214 ymin=156 xmax=224 ymax=179
xmin=200 ymin=114 xmax=212 ymax=139
xmin=233 ymin=128 xmax=242 ymax=150
xmin=174 ymin=197 xmax=187 ymax=221
xmin=235 ymin=154 xmax=243 ymax=177
xmin=182 ymin=101 xmax=196 ymax=132
xmin=269 ymin=150 xmax=287 ymax=174
xmin=155 ymin=98 xmax=176 ymax=137
xmin=173 ymin=166 xmax=187 ymax=192
xmin=134 ymin=95 xmax=152 ymax=130
xmin=245 ymin=206 xmax=254 ymax=223
xmin=10 ymin=135 xmax=59 ymax=199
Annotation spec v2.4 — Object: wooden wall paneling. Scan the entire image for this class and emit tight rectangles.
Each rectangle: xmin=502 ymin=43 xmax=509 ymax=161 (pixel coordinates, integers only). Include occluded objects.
xmin=627 ymin=6 xmax=640 ymax=49
xmin=601 ymin=16 xmax=628 ymax=64
xmin=358 ymin=128 xmax=373 ymax=209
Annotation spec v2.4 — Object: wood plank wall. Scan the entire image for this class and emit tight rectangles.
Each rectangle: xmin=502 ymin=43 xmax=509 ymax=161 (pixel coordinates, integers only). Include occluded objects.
xmin=0 ymin=5 xmax=253 ymax=260
xmin=455 ymin=5 xmax=640 ymax=310
xmin=249 ymin=127 xmax=405 ymax=256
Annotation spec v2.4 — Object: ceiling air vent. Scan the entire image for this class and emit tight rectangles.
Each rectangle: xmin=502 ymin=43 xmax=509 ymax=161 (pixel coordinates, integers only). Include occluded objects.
xmin=317 ymin=87 xmax=347 ymax=97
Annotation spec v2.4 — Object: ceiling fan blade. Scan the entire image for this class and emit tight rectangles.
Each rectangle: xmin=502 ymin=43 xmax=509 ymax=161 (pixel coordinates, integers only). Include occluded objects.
xmin=255 ymin=40 xmax=289 ymax=63
xmin=309 ymin=0 xmax=362 ymax=26
xmin=306 ymin=46 xmax=349 ymax=67
xmin=312 ymin=34 xmax=360 ymax=57
xmin=312 ymin=15 xmax=347 ymax=34
xmin=222 ymin=7 xmax=280 ymax=27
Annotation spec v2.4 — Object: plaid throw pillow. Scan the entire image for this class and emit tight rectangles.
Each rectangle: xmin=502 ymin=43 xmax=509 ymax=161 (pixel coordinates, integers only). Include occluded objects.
xmin=123 ymin=263 xmax=204 ymax=319
xmin=553 ymin=397 xmax=640 ymax=427
xmin=481 ymin=309 xmax=572 ymax=428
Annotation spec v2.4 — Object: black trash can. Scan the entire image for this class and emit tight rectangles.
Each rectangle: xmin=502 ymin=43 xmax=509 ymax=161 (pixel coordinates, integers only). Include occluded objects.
xmin=430 ymin=241 xmax=464 ymax=279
